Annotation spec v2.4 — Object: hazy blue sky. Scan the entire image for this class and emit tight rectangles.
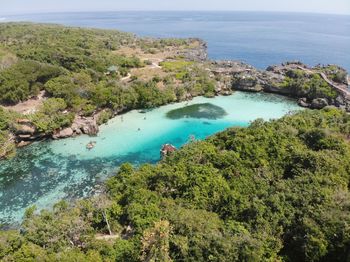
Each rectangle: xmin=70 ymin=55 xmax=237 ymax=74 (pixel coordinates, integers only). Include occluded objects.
xmin=0 ymin=0 xmax=349 ymax=15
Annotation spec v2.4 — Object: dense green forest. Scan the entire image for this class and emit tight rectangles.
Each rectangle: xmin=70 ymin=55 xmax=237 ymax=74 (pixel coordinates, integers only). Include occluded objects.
xmin=1 ymin=108 xmax=349 ymax=261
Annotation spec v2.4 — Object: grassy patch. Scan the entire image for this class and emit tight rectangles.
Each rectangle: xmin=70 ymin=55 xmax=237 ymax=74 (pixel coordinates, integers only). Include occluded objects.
xmin=160 ymin=60 xmax=194 ymax=72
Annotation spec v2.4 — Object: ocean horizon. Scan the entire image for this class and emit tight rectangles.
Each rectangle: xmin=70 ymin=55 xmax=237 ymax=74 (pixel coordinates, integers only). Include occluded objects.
xmin=1 ymin=11 xmax=350 ymax=71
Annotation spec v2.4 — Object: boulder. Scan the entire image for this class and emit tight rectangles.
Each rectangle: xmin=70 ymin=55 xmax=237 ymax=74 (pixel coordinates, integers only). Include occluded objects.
xmin=232 ymin=72 xmax=263 ymax=92
xmin=298 ymin=98 xmax=310 ymax=108
xmin=82 ymin=121 xmax=99 ymax=135
xmin=72 ymin=116 xmax=99 ymax=136
xmin=52 ymin=128 xmax=74 ymax=139
xmin=311 ymin=98 xmax=329 ymax=109
xmin=15 ymin=124 xmax=36 ymax=135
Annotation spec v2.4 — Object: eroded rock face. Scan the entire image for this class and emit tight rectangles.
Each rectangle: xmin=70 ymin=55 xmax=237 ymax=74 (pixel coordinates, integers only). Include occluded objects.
xmin=182 ymin=39 xmax=208 ymax=62
xmin=53 ymin=128 xmax=74 ymax=139
xmin=211 ymin=60 xmax=350 ymax=112
xmin=231 ymin=72 xmax=263 ymax=92
xmin=72 ymin=116 xmax=99 ymax=136
xmin=15 ymin=124 xmax=36 ymax=135
xmin=14 ymin=119 xmax=38 ymax=142
xmin=15 ymin=119 xmax=36 ymax=135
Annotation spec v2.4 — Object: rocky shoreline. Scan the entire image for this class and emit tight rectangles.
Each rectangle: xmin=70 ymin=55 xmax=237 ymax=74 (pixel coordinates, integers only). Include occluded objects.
xmin=3 ymin=39 xmax=350 ymax=156
xmin=210 ymin=60 xmax=350 ymax=111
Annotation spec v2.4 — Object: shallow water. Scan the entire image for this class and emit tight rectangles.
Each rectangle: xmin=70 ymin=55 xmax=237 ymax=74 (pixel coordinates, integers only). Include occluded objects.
xmin=0 ymin=92 xmax=301 ymax=224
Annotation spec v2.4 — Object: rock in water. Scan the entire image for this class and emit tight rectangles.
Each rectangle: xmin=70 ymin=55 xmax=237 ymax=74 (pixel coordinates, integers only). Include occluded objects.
xmin=160 ymin=144 xmax=177 ymax=159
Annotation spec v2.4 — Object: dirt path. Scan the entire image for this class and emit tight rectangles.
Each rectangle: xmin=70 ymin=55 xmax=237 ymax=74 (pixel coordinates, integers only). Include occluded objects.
xmin=149 ymin=58 xmax=163 ymax=69
xmin=121 ymin=73 xmax=132 ymax=82
xmin=1 ymin=90 xmax=47 ymax=115
xmin=122 ymin=58 xmax=164 ymax=82
xmin=296 ymin=66 xmax=350 ymax=97
xmin=95 ymin=233 xmax=119 ymax=241
xmin=319 ymin=72 xmax=350 ymax=97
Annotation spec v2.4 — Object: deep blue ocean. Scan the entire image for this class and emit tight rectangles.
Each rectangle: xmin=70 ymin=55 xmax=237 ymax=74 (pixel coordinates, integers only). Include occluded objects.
xmin=2 ymin=11 xmax=350 ymax=71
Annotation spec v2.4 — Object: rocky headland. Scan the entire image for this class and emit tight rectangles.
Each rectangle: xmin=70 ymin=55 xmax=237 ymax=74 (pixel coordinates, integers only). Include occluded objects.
xmin=211 ymin=60 xmax=350 ymax=110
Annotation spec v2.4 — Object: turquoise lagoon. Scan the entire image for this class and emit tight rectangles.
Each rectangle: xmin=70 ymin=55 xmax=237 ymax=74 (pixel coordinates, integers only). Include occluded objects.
xmin=0 ymin=92 xmax=301 ymax=224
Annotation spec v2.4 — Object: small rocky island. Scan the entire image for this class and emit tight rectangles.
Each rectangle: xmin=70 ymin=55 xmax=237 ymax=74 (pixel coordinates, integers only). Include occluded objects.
xmin=0 ymin=23 xmax=349 ymax=159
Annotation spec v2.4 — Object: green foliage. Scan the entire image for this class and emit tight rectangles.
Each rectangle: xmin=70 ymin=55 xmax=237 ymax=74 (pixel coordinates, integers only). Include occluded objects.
xmin=0 ymin=48 xmax=17 ymax=71
xmin=30 ymin=98 xmax=74 ymax=133
xmin=1 ymin=109 xmax=350 ymax=261
xmin=160 ymin=61 xmax=194 ymax=72
xmin=279 ymin=70 xmax=338 ymax=100
xmin=319 ymin=65 xmax=348 ymax=84
xmin=0 ymin=108 xmax=18 ymax=159
xmin=1 ymin=23 xmax=350 ymax=261
xmin=0 ymin=24 xmax=216 ymax=159
xmin=0 ymin=23 xmax=135 ymax=73
xmin=133 ymin=81 xmax=176 ymax=109
xmin=0 ymin=60 xmax=64 ymax=104
xmin=96 ymin=110 xmax=113 ymax=125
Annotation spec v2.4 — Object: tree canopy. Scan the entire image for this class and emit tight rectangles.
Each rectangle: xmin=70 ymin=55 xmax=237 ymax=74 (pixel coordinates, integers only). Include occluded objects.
xmin=1 ymin=108 xmax=349 ymax=261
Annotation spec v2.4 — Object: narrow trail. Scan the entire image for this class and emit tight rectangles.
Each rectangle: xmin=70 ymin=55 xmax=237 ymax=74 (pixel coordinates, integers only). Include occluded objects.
xmin=121 ymin=73 xmax=131 ymax=81
xmin=121 ymin=58 xmax=163 ymax=82
xmin=296 ymin=66 xmax=350 ymax=98
xmin=319 ymin=72 xmax=350 ymax=97
xmin=95 ymin=234 xmax=119 ymax=241
xmin=150 ymin=58 xmax=163 ymax=69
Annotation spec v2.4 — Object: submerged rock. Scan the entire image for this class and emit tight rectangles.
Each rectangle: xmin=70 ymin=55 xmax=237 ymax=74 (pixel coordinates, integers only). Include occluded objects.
xmin=166 ymin=103 xmax=227 ymax=120
xmin=17 ymin=141 xmax=32 ymax=148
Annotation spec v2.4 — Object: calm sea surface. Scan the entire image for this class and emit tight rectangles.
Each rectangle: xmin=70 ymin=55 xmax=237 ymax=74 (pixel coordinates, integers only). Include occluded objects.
xmin=2 ymin=11 xmax=350 ymax=70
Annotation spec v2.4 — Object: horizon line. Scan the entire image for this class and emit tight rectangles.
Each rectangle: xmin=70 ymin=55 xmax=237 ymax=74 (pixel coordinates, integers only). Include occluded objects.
xmin=1 ymin=10 xmax=350 ymax=17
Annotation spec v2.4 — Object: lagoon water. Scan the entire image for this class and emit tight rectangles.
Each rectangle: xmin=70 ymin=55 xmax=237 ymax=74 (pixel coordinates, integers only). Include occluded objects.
xmin=2 ymin=10 xmax=346 ymax=224
xmin=3 ymin=11 xmax=350 ymax=71
xmin=0 ymin=92 xmax=301 ymax=224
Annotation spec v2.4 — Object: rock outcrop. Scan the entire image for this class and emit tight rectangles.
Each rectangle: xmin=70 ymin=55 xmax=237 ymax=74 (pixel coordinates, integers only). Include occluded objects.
xmin=13 ymin=115 xmax=100 ymax=145
xmin=182 ymin=39 xmax=208 ymax=62
xmin=52 ymin=128 xmax=74 ymax=139
xmin=71 ymin=116 xmax=99 ymax=136
xmin=14 ymin=119 xmax=41 ymax=141
xmin=210 ymin=61 xmax=350 ymax=112
xmin=311 ymin=98 xmax=329 ymax=109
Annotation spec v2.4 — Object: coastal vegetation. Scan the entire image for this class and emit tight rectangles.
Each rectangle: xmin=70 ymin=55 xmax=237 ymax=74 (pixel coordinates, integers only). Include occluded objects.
xmin=1 ymin=108 xmax=350 ymax=261
xmin=0 ymin=22 xmax=349 ymax=261
xmin=0 ymin=23 xmax=348 ymax=161
xmin=278 ymin=69 xmax=338 ymax=100
xmin=0 ymin=23 xmax=217 ymax=158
